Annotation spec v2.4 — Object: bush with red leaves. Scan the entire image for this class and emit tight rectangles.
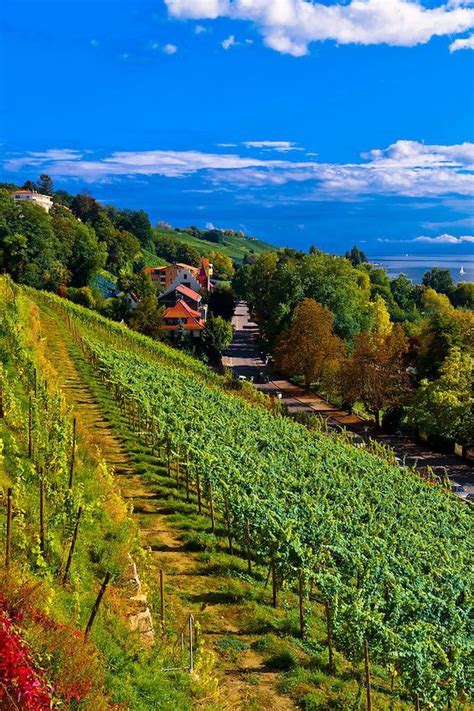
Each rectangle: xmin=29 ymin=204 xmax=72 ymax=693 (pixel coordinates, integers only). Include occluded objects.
xmin=0 ymin=610 xmax=53 ymax=710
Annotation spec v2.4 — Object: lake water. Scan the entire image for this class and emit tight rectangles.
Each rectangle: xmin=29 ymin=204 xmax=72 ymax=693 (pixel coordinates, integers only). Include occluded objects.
xmin=370 ymin=254 xmax=474 ymax=285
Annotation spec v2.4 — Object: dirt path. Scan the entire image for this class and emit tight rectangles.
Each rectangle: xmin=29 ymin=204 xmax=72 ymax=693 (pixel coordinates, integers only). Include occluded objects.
xmin=37 ymin=306 xmax=295 ymax=711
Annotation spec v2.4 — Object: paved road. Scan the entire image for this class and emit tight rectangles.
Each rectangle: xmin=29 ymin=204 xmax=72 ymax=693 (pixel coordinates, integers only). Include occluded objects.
xmin=223 ymin=302 xmax=474 ymax=493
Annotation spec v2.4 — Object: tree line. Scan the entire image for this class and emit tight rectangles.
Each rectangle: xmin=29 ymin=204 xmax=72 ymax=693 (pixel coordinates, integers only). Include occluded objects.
xmin=233 ymin=248 xmax=473 ymax=444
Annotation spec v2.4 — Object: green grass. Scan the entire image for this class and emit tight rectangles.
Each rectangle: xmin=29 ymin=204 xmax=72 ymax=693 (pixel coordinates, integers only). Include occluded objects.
xmin=154 ymin=228 xmax=275 ymax=263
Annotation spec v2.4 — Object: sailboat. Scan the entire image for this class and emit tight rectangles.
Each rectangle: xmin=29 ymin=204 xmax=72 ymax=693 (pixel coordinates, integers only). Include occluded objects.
xmin=460 ymin=264 xmax=465 ymax=276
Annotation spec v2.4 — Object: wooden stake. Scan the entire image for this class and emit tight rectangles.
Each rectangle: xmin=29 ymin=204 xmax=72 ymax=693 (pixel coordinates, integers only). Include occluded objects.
xmin=325 ymin=602 xmax=334 ymax=673
xmin=209 ymin=484 xmax=215 ymax=533
xmin=0 ymin=380 xmax=4 ymax=418
xmin=185 ymin=462 xmax=190 ymax=502
xmin=33 ymin=368 xmax=37 ymax=397
xmin=62 ymin=506 xmax=82 ymax=585
xmin=166 ymin=438 xmax=171 ymax=478
xmin=39 ymin=475 xmax=45 ymax=555
xmin=28 ymin=396 xmax=33 ymax=458
xmin=85 ymin=572 xmax=111 ymax=638
xmin=196 ymin=471 xmax=202 ymax=514
xmin=224 ymin=498 xmax=233 ymax=555
xmin=245 ymin=520 xmax=252 ymax=575
xmin=415 ymin=694 xmax=420 ymax=711
xmin=159 ymin=569 xmax=165 ymax=634
xmin=298 ymin=569 xmax=305 ymax=639
xmin=364 ymin=638 xmax=372 ymax=711
xmin=271 ymin=552 xmax=277 ymax=608
xmin=5 ymin=488 xmax=12 ymax=569
xmin=68 ymin=417 xmax=76 ymax=489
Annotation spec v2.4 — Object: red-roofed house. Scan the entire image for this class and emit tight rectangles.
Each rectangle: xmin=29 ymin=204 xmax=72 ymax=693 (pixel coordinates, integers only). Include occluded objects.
xmin=145 ymin=257 xmax=213 ymax=293
xmin=162 ymin=299 xmax=205 ymax=337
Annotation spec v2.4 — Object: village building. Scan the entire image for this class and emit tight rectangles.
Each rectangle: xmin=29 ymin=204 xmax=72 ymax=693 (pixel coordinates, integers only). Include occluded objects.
xmin=145 ymin=257 xmax=213 ymax=293
xmin=159 ymin=283 xmax=207 ymax=319
xmin=161 ymin=299 xmax=205 ymax=337
xmin=12 ymin=190 xmax=53 ymax=212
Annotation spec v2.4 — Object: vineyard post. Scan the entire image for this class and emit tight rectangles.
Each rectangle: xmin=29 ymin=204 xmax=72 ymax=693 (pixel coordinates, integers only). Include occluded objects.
xmin=166 ymin=438 xmax=171 ymax=478
xmin=28 ymin=396 xmax=33 ymax=458
xmin=245 ymin=520 xmax=252 ymax=575
xmin=176 ymin=448 xmax=180 ymax=488
xmin=0 ymin=379 xmax=4 ymax=418
xmin=188 ymin=615 xmax=194 ymax=674
xmin=271 ymin=551 xmax=277 ymax=608
xmin=39 ymin=475 xmax=45 ymax=556
xmin=209 ymin=484 xmax=215 ymax=533
xmin=298 ymin=569 xmax=305 ymax=638
xmin=185 ymin=460 xmax=190 ymax=502
xmin=325 ymin=602 xmax=334 ymax=674
xmin=62 ymin=506 xmax=82 ymax=585
xmin=415 ymin=694 xmax=420 ymax=711
xmin=159 ymin=569 xmax=165 ymax=635
xmin=68 ymin=417 xmax=77 ymax=489
xmin=224 ymin=498 xmax=233 ymax=555
xmin=196 ymin=471 xmax=202 ymax=514
xmin=33 ymin=368 xmax=37 ymax=397
xmin=85 ymin=572 xmax=111 ymax=638
xmin=5 ymin=487 xmax=12 ymax=569
xmin=364 ymin=638 xmax=372 ymax=711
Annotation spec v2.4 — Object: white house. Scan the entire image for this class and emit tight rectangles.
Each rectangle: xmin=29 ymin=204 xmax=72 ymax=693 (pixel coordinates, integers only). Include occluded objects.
xmin=12 ymin=190 xmax=53 ymax=213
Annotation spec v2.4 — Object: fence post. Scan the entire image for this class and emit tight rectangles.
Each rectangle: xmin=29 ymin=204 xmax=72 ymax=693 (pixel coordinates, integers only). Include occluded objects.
xmin=196 ymin=471 xmax=202 ymax=514
xmin=68 ymin=417 xmax=77 ymax=489
xmin=271 ymin=552 xmax=277 ymax=608
xmin=298 ymin=569 xmax=305 ymax=638
xmin=245 ymin=520 xmax=252 ymax=575
xmin=325 ymin=602 xmax=334 ymax=673
xmin=160 ymin=569 xmax=165 ymax=635
xmin=28 ymin=396 xmax=33 ymax=458
xmin=39 ymin=475 xmax=45 ymax=555
xmin=85 ymin=572 xmax=111 ymax=638
xmin=209 ymin=484 xmax=215 ymax=533
xmin=62 ymin=506 xmax=82 ymax=585
xmin=5 ymin=488 xmax=12 ymax=569
xmin=364 ymin=638 xmax=372 ymax=711
xmin=188 ymin=615 xmax=194 ymax=674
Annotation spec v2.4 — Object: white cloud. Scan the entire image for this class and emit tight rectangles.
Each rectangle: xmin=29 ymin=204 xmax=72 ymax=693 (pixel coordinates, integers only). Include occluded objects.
xmin=4 ymin=140 xmax=474 ymax=201
xmin=164 ymin=0 xmax=474 ymax=55
xmin=222 ymin=34 xmax=236 ymax=49
xmin=163 ymin=43 xmax=178 ymax=54
xmin=195 ymin=24 xmax=207 ymax=34
xmin=378 ymin=233 xmax=474 ymax=243
xmin=450 ymin=33 xmax=474 ymax=50
xmin=414 ymin=233 xmax=474 ymax=243
xmin=243 ymin=140 xmax=301 ymax=152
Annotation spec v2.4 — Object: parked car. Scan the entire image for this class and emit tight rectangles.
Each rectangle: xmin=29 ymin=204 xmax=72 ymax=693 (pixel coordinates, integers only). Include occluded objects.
xmin=451 ymin=484 xmax=466 ymax=494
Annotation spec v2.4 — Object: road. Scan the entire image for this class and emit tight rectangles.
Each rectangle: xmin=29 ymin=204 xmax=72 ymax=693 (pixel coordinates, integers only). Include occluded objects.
xmin=223 ymin=302 xmax=474 ymax=492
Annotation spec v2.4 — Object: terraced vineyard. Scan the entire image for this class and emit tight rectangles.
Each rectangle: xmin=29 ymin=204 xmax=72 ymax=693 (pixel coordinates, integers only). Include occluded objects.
xmin=1 ymin=277 xmax=472 ymax=709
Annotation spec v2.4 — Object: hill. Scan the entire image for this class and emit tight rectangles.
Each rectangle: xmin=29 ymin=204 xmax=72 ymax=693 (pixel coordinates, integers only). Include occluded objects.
xmin=1 ymin=275 xmax=471 ymax=710
xmin=155 ymin=227 xmax=275 ymax=263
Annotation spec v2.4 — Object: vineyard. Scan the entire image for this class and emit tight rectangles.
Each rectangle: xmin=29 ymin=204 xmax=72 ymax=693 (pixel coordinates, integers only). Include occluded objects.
xmin=0 ymin=276 xmax=472 ymax=709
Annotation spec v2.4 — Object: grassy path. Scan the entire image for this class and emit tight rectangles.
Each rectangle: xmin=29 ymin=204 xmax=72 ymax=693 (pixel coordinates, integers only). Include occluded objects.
xmin=36 ymin=305 xmax=296 ymax=711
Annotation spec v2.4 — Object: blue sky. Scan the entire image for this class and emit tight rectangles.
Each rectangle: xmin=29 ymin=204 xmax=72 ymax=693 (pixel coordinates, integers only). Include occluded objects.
xmin=1 ymin=0 xmax=474 ymax=255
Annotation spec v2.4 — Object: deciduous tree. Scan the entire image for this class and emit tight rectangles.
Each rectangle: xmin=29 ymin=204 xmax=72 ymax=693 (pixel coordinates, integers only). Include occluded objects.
xmin=274 ymin=298 xmax=345 ymax=391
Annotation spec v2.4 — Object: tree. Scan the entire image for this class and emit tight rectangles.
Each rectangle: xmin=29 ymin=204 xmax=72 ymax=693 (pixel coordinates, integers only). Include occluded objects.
xmin=202 ymin=314 xmax=234 ymax=364
xmin=68 ymin=223 xmax=106 ymax=286
xmin=345 ymin=245 xmax=368 ymax=266
xmin=368 ymin=295 xmax=393 ymax=337
xmin=451 ymin=282 xmax=474 ymax=309
xmin=274 ymin=299 xmax=345 ymax=391
xmin=22 ymin=180 xmax=37 ymax=192
xmin=71 ymin=192 xmax=101 ymax=225
xmin=390 ymin=273 xmax=416 ymax=311
xmin=422 ymin=267 xmax=454 ymax=296
xmin=407 ymin=347 xmax=473 ymax=444
xmin=208 ymin=285 xmax=236 ymax=321
xmin=127 ymin=297 xmax=164 ymax=339
xmin=209 ymin=250 xmax=235 ymax=280
xmin=347 ymin=324 xmax=410 ymax=427
xmin=38 ymin=174 xmax=54 ymax=196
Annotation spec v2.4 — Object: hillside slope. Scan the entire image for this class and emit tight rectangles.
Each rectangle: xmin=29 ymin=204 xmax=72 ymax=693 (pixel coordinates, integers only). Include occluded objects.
xmin=1 ymin=278 xmax=472 ymax=710
xmin=155 ymin=228 xmax=274 ymax=263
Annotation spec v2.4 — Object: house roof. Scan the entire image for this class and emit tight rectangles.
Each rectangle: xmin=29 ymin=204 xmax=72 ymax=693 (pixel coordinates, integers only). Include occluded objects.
xmin=162 ymin=299 xmax=204 ymax=330
xmin=175 ymin=284 xmax=201 ymax=300
xmin=144 ymin=265 xmax=167 ymax=274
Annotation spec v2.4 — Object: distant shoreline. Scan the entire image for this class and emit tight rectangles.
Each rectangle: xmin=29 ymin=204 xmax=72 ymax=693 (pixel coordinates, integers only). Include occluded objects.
xmin=368 ymin=254 xmax=473 ymax=285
